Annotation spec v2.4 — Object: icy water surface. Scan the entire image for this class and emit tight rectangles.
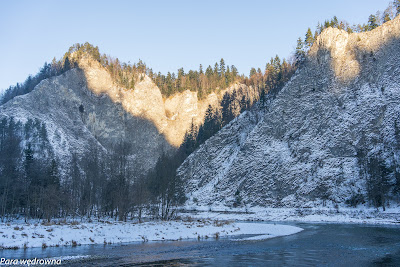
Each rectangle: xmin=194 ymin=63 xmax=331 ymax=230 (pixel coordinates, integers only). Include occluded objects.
xmin=1 ymin=222 xmax=400 ymax=266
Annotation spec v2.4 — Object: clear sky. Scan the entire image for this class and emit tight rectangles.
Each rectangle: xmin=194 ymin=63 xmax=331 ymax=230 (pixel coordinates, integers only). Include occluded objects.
xmin=0 ymin=0 xmax=393 ymax=92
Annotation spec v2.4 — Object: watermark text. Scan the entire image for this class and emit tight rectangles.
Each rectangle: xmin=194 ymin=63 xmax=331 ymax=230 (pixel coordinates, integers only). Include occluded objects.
xmin=0 ymin=258 xmax=61 ymax=266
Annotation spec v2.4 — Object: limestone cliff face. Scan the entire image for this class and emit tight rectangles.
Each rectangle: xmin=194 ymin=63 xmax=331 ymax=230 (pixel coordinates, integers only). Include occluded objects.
xmin=164 ymin=90 xmax=219 ymax=146
xmin=178 ymin=17 xmax=400 ymax=208
xmin=76 ymin=56 xmax=255 ymax=148
xmin=308 ymin=17 xmax=400 ymax=83
xmin=0 ymin=55 xmax=256 ymax=178
xmin=163 ymin=82 xmax=259 ymax=146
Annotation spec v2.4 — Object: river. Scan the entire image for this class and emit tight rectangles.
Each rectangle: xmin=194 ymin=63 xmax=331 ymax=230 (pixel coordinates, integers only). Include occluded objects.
xmin=1 ymin=222 xmax=400 ymax=266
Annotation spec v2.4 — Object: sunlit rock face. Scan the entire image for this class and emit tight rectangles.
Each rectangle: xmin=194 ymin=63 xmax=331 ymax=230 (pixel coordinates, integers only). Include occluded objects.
xmin=178 ymin=17 xmax=400 ymax=208
xmin=0 ymin=55 xmax=257 ymax=179
xmin=308 ymin=17 xmax=400 ymax=83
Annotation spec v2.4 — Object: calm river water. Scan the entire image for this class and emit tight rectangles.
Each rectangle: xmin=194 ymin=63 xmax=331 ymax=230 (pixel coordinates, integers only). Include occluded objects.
xmin=2 ymin=222 xmax=400 ymax=266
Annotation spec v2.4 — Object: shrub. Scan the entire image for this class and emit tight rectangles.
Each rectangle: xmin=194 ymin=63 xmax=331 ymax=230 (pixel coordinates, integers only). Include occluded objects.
xmin=345 ymin=193 xmax=365 ymax=207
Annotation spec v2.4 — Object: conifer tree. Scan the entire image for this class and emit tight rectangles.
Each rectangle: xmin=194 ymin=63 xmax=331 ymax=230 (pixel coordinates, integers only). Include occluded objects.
xmin=219 ymin=58 xmax=226 ymax=76
xmin=368 ymin=14 xmax=379 ymax=30
xmin=206 ymin=65 xmax=213 ymax=77
xmin=314 ymin=30 xmax=319 ymax=42
xmin=332 ymin=16 xmax=339 ymax=27
xmin=214 ymin=63 xmax=219 ymax=76
xmin=231 ymin=65 xmax=238 ymax=77
xmin=383 ymin=10 xmax=392 ymax=23
xmin=304 ymin=28 xmax=314 ymax=49
xmin=64 ymin=56 xmax=71 ymax=72
xmin=250 ymin=68 xmax=257 ymax=77
xmin=295 ymin=37 xmax=306 ymax=65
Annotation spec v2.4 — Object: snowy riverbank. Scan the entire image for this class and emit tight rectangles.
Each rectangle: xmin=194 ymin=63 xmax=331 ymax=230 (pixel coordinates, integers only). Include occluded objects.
xmin=2 ymin=205 xmax=397 ymax=250
xmin=181 ymin=205 xmax=400 ymax=225
xmin=0 ymin=219 xmax=302 ymax=249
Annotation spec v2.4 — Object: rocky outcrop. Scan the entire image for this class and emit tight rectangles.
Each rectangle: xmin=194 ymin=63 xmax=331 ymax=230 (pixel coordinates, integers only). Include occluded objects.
xmin=0 ymin=56 xmax=257 ymax=178
xmin=309 ymin=17 xmax=400 ymax=83
xmin=178 ymin=17 xmax=400 ymax=208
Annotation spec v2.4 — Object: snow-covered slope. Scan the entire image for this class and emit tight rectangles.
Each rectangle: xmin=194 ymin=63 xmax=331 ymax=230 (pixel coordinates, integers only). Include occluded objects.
xmin=178 ymin=17 xmax=400 ymax=208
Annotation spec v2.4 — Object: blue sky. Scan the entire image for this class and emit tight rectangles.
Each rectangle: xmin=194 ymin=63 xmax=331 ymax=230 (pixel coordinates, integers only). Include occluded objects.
xmin=0 ymin=0 xmax=393 ymax=92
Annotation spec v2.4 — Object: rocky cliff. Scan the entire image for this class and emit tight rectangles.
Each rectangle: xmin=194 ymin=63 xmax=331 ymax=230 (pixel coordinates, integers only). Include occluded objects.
xmin=0 ymin=56 xmax=257 ymax=178
xmin=178 ymin=16 xmax=400 ymax=208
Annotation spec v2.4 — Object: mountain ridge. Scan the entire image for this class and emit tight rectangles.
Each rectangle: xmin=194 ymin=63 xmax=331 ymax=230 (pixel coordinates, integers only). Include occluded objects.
xmin=0 ymin=55 xmax=259 ymax=179
xmin=178 ymin=16 xmax=400 ymax=209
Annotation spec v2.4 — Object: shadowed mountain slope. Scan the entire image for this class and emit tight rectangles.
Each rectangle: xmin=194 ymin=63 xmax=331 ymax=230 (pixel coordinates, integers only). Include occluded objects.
xmin=0 ymin=55 xmax=258 ymax=179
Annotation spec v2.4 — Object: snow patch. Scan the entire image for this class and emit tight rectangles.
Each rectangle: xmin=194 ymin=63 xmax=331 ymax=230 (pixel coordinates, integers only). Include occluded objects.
xmin=0 ymin=220 xmax=303 ymax=249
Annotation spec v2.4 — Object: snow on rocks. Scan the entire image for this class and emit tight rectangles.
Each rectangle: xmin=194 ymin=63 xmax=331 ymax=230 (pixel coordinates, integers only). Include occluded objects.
xmin=178 ymin=17 xmax=400 ymax=208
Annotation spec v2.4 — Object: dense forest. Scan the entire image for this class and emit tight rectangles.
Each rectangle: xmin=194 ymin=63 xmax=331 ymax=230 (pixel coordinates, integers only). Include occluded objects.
xmin=0 ymin=117 xmax=186 ymax=222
